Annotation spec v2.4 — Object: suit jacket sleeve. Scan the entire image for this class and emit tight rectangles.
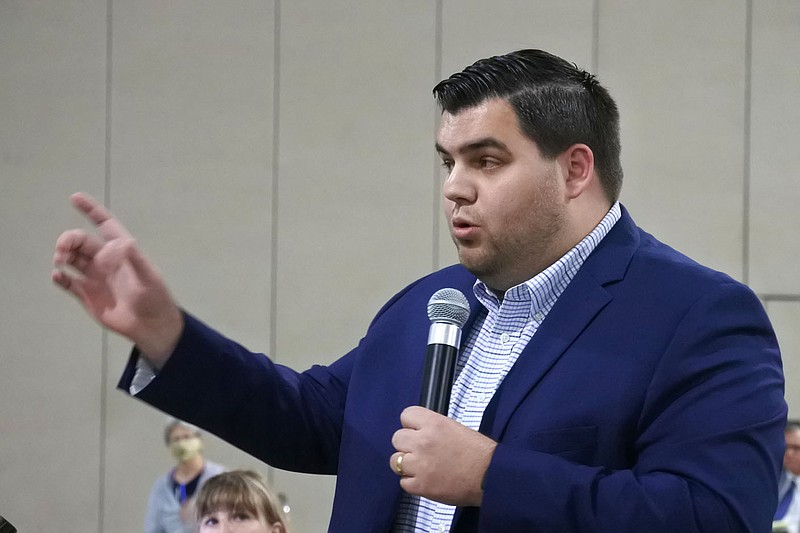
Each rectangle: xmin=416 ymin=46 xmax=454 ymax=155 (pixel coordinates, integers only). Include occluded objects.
xmin=119 ymin=311 xmax=356 ymax=474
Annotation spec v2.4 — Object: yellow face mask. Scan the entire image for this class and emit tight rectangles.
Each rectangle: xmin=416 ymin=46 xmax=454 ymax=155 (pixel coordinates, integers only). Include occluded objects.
xmin=169 ymin=436 xmax=202 ymax=462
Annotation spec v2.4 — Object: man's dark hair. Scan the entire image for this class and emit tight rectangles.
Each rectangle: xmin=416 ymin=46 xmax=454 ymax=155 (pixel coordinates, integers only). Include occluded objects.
xmin=786 ymin=419 xmax=800 ymax=433
xmin=433 ymin=49 xmax=623 ymax=203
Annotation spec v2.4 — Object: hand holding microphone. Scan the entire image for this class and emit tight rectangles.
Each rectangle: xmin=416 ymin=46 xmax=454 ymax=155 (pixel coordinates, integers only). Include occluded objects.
xmin=391 ymin=289 xmax=497 ymax=506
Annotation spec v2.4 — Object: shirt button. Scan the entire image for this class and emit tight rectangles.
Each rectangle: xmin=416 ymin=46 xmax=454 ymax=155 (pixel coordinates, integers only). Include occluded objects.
xmin=533 ymin=312 xmax=544 ymax=322
xmin=500 ymin=333 xmax=510 ymax=343
xmin=438 ymin=525 xmax=447 ymax=533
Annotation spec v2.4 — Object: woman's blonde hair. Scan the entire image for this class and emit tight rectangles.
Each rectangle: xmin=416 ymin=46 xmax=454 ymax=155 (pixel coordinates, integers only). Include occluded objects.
xmin=196 ymin=470 xmax=288 ymax=531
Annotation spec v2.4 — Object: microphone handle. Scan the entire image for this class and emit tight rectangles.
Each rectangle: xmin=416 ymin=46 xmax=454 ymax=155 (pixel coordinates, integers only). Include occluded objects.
xmin=419 ymin=342 xmax=458 ymax=414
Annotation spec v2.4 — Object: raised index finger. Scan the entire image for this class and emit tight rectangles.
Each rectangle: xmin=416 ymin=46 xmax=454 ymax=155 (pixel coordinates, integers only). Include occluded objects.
xmin=70 ymin=192 xmax=131 ymax=241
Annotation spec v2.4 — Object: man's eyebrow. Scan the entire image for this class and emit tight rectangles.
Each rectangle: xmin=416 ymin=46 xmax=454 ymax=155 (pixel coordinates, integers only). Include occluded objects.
xmin=435 ymin=138 xmax=511 ymax=156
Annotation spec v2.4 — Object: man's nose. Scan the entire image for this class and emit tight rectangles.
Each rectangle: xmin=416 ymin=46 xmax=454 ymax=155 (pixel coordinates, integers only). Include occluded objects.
xmin=442 ymin=165 xmax=476 ymax=205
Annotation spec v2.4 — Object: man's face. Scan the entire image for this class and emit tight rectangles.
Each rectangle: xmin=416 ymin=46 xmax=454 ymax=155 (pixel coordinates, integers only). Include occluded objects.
xmin=437 ymin=98 xmax=567 ymax=293
xmin=785 ymin=429 xmax=800 ymax=475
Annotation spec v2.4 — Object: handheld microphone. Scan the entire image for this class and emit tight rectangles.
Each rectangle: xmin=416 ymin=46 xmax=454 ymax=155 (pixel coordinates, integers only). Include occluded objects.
xmin=419 ymin=288 xmax=470 ymax=414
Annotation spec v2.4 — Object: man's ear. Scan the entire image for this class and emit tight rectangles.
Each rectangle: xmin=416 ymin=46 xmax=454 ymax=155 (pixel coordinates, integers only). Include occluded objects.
xmin=559 ymin=143 xmax=595 ymax=199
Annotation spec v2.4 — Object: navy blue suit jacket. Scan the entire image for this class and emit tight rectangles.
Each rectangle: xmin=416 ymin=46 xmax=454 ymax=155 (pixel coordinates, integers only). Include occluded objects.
xmin=120 ymin=208 xmax=786 ymax=532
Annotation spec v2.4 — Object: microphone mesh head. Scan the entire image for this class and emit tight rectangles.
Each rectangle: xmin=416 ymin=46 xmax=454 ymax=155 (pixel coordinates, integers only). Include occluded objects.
xmin=427 ymin=288 xmax=470 ymax=327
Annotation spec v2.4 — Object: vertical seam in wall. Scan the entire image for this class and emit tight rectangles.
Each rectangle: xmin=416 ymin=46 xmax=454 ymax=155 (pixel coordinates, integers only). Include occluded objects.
xmin=591 ymin=0 xmax=599 ymax=73
xmin=742 ymin=0 xmax=753 ymax=285
xmin=432 ymin=0 xmax=443 ymax=271
xmin=268 ymin=0 xmax=281 ymax=488
xmin=270 ymin=1 xmax=281 ymax=366
xmin=99 ymin=0 xmax=113 ymax=531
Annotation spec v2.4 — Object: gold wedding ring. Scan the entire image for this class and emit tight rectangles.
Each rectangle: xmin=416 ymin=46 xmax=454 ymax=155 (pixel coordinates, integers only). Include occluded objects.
xmin=394 ymin=453 xmax=405 ymax=476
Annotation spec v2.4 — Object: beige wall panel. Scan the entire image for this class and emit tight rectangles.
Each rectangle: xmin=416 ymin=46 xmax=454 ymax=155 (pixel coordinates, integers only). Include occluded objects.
xmin=600 ymin=1 xmax=747 ymax=280
xmin=437 ymin=0 xmax=596 ymax=269
xmin=0 ymin=1 xmax=107 ymax=531
xmin=767 ymin=301 xmax=800 ymax=417
xmin=274 ymin=2 xmax=436 ymax=531
xmin=749 ymin=1 xmax=800 ymax=295
xmin=102 ymin=2 xmax=275 ymax=531
xmin=275 ymin=1 xmax=437 ymax=364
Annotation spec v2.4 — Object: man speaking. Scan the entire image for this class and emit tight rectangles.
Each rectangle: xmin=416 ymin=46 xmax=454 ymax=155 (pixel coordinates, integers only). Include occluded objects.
xmin=53 ymin=49 xmax=786 ymax=532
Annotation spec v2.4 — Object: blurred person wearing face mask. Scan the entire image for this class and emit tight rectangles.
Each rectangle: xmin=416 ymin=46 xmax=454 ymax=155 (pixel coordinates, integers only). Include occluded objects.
xmin=144 ymin=418 xmax=226 ymax=533
xmin=196 ymin=470 xmax=289 ymax=533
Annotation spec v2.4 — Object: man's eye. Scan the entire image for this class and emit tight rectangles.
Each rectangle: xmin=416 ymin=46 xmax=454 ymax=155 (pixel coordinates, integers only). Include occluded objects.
xmin=480 ymin=158 xmax=500 ymax=169
xmin=440 ymin=160 xmax=453 ymax=172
